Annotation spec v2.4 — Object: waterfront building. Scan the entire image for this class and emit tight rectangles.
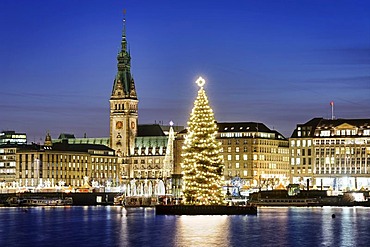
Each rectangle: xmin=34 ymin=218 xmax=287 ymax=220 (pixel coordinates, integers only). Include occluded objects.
xmin=15 ymin=133 xmax=118 ymax=189
xmin=0 ymin=131 xmax=26 ymax=145
xmin=290 ymin=117 xmax=370 ymax=191
xmin=0 ymin=144 xmax=18 ymax=187
xmin=174 ymin=122 xmax=290 ymax=192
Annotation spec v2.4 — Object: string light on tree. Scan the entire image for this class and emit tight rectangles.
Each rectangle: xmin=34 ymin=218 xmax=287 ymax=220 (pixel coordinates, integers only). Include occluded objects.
xmin=181 ymin=76 xmax=224 ymax=205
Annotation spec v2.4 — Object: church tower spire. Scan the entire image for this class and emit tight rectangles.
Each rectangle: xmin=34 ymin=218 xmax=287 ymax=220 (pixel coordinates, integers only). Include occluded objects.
xmin=110 ymin=11 xmax=138 ymax=157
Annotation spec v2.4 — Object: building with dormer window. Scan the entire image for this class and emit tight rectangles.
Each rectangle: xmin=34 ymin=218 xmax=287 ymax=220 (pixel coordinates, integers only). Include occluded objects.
xmin=174 ymin=122 xmax=290 ymax=191
xmin=290 ymin=117 xmax=370 ymax=191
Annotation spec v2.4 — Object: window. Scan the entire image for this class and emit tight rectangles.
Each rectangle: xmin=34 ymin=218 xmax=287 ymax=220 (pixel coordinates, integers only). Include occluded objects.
xmin=296 ymin=158 xmax=301 ymax=165
xmin=236 ymin=163 xmax=240 ymax=169
xmin=235 ymin=155 xmax=240 ymax=161
xmin=227 ymin=155 xmax=232 ymax=161
xmin=320 ymin=130 xmax=330 ymax=137
xmin=235 ymin=147 xmax=240 ymax=152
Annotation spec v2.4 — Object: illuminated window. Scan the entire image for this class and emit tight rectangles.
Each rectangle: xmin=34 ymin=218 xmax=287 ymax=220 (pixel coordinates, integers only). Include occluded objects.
xmin=307 ymin=140 xmax=312 ymax=147
xmin=320 ymin=130 xmax=330 ymax=137
xmin=296 ymin=158 xmax=301 ymax=165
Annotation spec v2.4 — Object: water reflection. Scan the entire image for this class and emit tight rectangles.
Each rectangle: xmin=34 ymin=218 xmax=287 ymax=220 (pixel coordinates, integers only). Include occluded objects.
xmin=175 ymin=216 xmax=230 ymax=247
xmin=2 ymin=206 xmax=370 ymax=246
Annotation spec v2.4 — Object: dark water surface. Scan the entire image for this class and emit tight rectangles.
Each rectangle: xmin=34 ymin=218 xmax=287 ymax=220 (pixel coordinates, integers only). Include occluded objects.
xmin=1 ymin=206 xmax=369 ymax=247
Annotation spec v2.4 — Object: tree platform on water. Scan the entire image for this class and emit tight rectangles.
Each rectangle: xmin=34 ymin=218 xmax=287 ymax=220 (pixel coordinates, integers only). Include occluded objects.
xmin=155 ymin=204 xmax=257 ymax=215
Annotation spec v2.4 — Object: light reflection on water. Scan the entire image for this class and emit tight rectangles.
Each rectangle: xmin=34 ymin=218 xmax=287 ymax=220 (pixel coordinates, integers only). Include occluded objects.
xmin=1 ymin=206 xmax=370 ymax=247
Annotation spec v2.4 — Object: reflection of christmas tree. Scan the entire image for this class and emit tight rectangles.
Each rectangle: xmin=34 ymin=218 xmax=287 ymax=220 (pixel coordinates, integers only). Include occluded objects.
xmin=181 ymin=77 xmax=224 ymax=205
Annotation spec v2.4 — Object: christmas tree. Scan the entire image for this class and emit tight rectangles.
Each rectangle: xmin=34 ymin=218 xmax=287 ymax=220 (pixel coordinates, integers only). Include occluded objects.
xmin=181 ymin=77 xmax=224 ymax=205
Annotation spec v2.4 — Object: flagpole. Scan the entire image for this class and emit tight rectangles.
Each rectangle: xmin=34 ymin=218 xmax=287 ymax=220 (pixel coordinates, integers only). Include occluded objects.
xmin=330 ymin=101 xmax=334 ymax=120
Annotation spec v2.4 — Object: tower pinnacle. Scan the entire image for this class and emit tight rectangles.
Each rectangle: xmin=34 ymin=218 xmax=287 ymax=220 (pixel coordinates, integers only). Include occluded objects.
xmin=111 ymin=11 xmax=137 ymax=100
xmin=121 ymin=9 xmax=127 ymax=51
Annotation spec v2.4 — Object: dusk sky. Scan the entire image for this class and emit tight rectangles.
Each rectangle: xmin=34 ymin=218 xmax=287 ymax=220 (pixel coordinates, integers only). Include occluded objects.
xmin=1 ymin=0 xmax=369 ymax=142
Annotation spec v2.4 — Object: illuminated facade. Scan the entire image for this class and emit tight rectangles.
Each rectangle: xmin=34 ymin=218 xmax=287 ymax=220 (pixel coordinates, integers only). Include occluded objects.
xmin=15 ymin=136 xmax=118 ymax=188
xmin=174 ymin=122 xmax=290 ymax=190
xmin=0 ymin=131 xmax=26 ymax=145
xmin=290 ymin=118 xmax=370 ymax=191
xmin=0 ymin=144 xmax=17 ymax=186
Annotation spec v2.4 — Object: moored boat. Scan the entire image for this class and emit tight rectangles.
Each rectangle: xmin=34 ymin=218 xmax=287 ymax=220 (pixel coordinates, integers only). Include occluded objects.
xmin=16 ymin=197 xmax=73 ymax=206
xmin=248 ymin=197 xmax=320 ymax=206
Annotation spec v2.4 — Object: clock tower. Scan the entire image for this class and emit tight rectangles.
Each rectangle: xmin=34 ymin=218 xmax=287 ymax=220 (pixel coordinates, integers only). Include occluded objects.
xmin=109 ymin=15 xmax=138 ymax=157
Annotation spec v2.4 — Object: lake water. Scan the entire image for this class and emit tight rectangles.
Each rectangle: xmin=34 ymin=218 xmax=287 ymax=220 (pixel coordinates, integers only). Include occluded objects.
xmin=1 ymin=206 xmax=369 ymax=247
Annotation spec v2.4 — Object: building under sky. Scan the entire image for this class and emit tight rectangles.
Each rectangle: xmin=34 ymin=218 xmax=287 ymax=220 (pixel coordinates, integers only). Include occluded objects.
xmin=1 ymin=0 xmax=369 ymax=141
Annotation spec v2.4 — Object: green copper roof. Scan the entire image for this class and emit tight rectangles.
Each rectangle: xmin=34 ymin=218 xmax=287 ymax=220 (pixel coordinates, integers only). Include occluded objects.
xmin=111 ymin=16 xmax=137 ymax=100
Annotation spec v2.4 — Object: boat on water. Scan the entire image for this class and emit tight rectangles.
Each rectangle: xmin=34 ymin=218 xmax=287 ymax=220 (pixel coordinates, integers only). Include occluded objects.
xmin=155 ymin=204 xmax=257 ymax=215
xmin=114 ymin=195 xmax=173 ymax=207
xmin=5 ymin=196 xmax=73 ymax=206
xmin=248 ymin=197 xmax=320 ymax=206
xmin=248 ymin=189 xmax=325 ymax=207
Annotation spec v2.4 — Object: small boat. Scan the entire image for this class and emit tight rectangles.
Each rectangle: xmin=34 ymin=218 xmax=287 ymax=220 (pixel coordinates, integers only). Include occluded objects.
xmin=114 ymin=195 xmax=159 ymax=207
xmin=18 ymin=197 xmax=73 ymax=206
xmin=248 ymin=197 xmax=320 ymax=206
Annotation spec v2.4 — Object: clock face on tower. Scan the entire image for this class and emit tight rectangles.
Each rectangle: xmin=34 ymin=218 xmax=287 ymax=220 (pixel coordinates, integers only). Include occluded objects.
xmin=116 ymin=121 xmax=123 ymax=129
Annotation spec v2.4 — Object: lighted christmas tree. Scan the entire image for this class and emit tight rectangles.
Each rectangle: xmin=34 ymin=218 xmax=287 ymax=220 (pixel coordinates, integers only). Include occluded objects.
xmin=181 ymin=76 xmax=224 ymax=205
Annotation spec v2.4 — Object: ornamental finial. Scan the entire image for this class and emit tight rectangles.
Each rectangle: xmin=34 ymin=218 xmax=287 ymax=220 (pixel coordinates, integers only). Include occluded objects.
xmin=196 ymin=76 xmax=205 ymax=87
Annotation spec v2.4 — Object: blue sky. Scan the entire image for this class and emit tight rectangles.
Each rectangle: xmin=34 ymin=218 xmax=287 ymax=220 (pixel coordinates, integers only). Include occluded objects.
xmin=1 ymin=0 xmax=369 ymax=141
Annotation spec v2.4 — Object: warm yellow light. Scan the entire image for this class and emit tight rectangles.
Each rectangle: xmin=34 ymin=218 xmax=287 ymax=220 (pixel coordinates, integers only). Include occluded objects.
xmin=196 ymin=76 xmax=206 ymax=87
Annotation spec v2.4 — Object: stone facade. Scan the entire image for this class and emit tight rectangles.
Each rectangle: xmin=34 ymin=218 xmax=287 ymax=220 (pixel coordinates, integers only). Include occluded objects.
xmin=290 ymin=118 xmax=370 ymax=190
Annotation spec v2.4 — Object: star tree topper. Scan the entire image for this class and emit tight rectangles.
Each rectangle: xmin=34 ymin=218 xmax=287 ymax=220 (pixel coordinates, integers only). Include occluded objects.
xmin=196 ymin=76 xmax=206 ymax=87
